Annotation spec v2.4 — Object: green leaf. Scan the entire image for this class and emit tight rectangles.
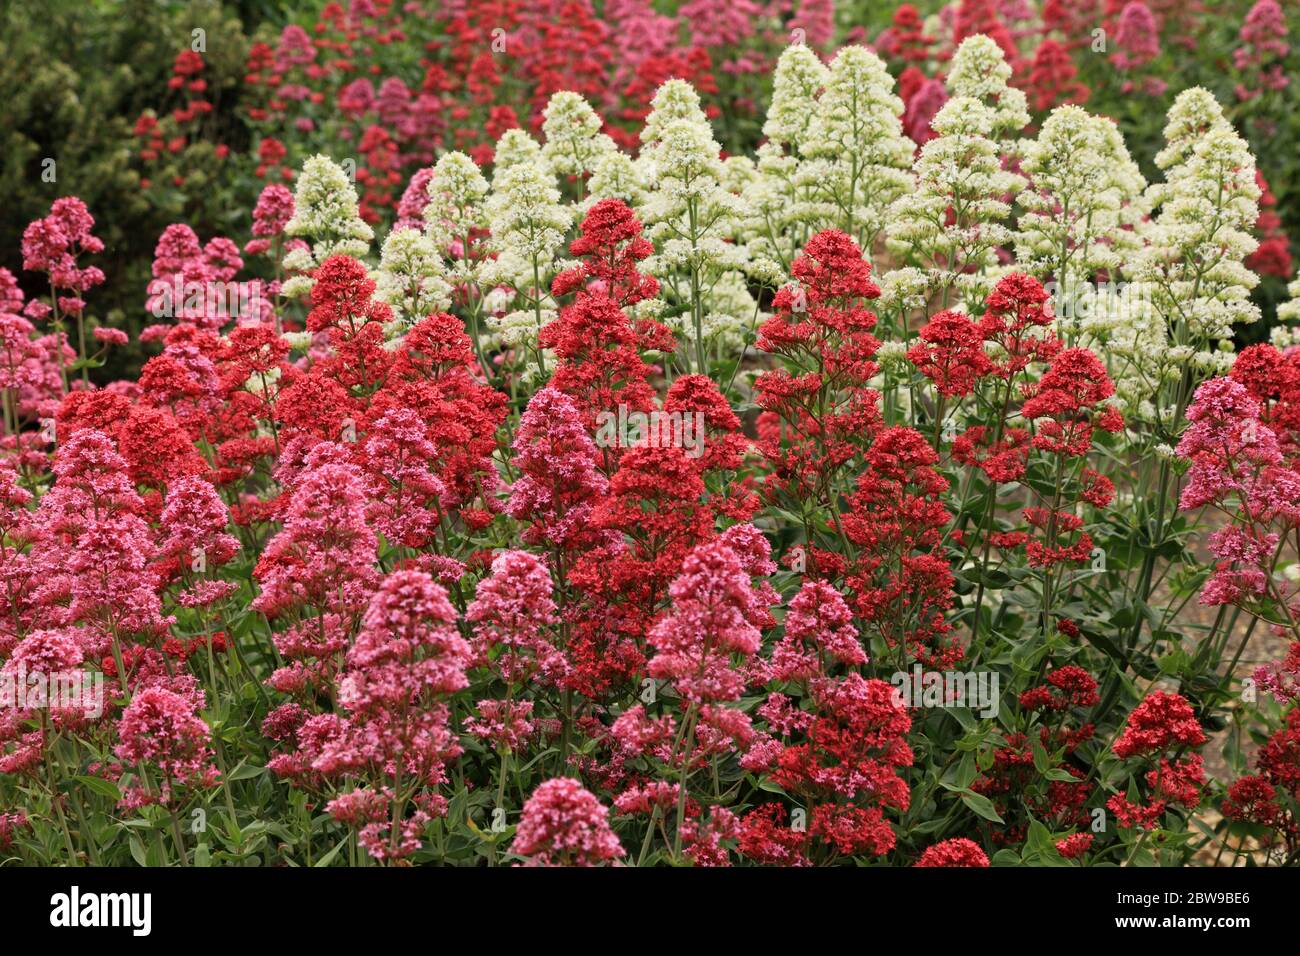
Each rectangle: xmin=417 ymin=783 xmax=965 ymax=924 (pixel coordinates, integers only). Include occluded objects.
xmin=74 ymin=775 xmax=122 ymax=802
xmin=313 ymin=835 xmax=350 ymax=868
xmin=959 ymin=790 xmax=1004 ymax=824
xmin=226 ymin=761 xmax=264 ymax=782
xmin=128 ymin=833 xmax=148 ymax=867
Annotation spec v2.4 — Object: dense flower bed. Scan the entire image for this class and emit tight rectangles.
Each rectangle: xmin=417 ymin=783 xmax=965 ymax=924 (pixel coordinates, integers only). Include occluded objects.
xmin=2 ymin=1 xmax=1300 ymax=867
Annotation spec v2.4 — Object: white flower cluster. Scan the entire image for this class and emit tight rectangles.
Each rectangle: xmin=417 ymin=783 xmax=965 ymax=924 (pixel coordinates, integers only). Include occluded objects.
xmin=885 ymin=95 xmax=1022 ymax=304
xmin=541 ymin=91 xmax=616 ymax=189
xmin=1016 ymin=106 xmax=1147 ymax=317
xmin=945 ymin=36 xmax=1030 ymax=156
xmin=1131 ymin=88 xmax=1261 ymax=342
xmin=423 ymin=151 xmax=491 ymax=266
xmin=373 ymin=227 xmax=453 ymax=336
xmin=271 ymin=46 xmax=1272 ymax=440
xmin=481 ymin=126 xmax=575 ymax=354
xmin=637 ymin=79 xmax=751 ymax=370
xmin=281 ymin=155 xmax=374 ymax=299
xmin=799 ymin=46 xmax=913 ymax=249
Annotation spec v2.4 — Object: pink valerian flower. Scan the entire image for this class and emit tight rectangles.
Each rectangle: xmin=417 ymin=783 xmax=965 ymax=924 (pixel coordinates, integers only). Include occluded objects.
xmin=1200 ymin=525 xmax=1276 ymax=607
xmin=114 ymin=687 xmax=219 ymax=806
xmin=3 ymin=628 xmax=83 ymax=679
xmin=29 ymin=429 xmax=172 ymax=648
xmin=250 ymin=184 xmax=295 ymax=237
xmin=608 ymin=704 xmax=677 ymax=761
xmin=1112 ymin=2 xmax=1161 ymax=70
xmin=0 ymin=267 xmax=23 ymax=314
xmin=1177 ymin=378 xmax=1281 ymax=510
xmin=789 ymin=0 xmax=834 ymax=49
xmin=395 ymin=167 xmax=435 ymax=230
xmin=93 ymin=327 xmax=129 ymax=347
xmin=1253 ymin=640 xmax=1300 ymax=704
xmin=466 ymin=550 xmax=564 ymax=685
xmin=605 ymin=0 xmax=677 ymax=87
xmin=1111 ymin=2 xmax=1168 ymax=95
xmin=157 ymin=474 xmax=240 ymax=579
xmin=768 ymin=579 xmax=866 ymax=683
xmin=1234 ymin=0 xmax=1289 ymax=101
xmin=21 ymin=198 xmax=106 ymax=317
xmin=1 ymin=628 xmax=98 ymax=726
xmin=253 ymin=441 xmax=379 ymax=620
xmin=0 ymin=312 xmax=44 ymax=395
xmin=464 ymin=698 xmax=536 ymax=752
xmin=511 ymin=777 xmax=624 ymax=866
xmin=903 ymin=76 xmax=947 ymax=146
xmin=360 ymin=406 xmax=447 ymax=549
xmin=507 ymin=386 xmax=610 ymax=550
xmin=0 ymin=811 xmax=29 ymax=850
xmin=646 ymin=535 xmax=775 ymax=705
xmin=308 ymin=571 xmax=471 ymax=860
xmin=332 ymin=570 xmax=470 ymax=754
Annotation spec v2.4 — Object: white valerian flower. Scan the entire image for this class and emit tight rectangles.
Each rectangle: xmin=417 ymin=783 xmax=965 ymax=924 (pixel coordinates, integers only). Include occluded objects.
xmin=1017 ymin=106 xmax=1148 ymax=337
xmin=541 ymin=91 xmax=616 ymax=186
xmin=373 ymin=226 xmax=453 ymax=333
xmin=1277 ymin=270 xmax=1300 ymax=323
xmin=639 ymin=90 xmax=749 ymax=372
xmin=492 ymin=129 xmax=546 ymax=180
xmin=885 ymin=97 xmax=1022 ymax=306
xmin=1131 ymin=88 xmax=1261 ymax=343
xmin=946 ymin=36 xmax=1030 ymax=155
xmin=481 ymin=151 xmax=574 ymax=357
xmin=242 ymin=365 xmax=282 ymax=394
xmin=640 ymin=79 xmax=711 ymax=152
xmin=875 ymin=266 xmax=932 ymax=321
xmin=763 ymin=44 xmax=831 ymax=155
xmin=874 ymin=339 xmax=911 ymax=368
xmin=657 ymin=269 xmax=760 ymax=352
xmin=586 ymin=150 xmax=646 ymax=207
xmin=800 ymin=46 xmax=913 ymax=248
xmin=282 ymin=155 xmax=374 ymax=296
xmin=739 ymin=144 xmax=820 ymax=274
xmin=487 ymin=308 xmax=559 ymax=350
xmin=423 ymin=151 xmax=490 ymax=252
xmin=486 ymin=158 xmax=572 ymax=275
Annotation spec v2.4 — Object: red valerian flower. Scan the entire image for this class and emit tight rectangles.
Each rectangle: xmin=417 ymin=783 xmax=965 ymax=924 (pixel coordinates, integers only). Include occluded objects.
xmin=907 ymin=310 xmax=993 ymax=398
xmin=914 ymin=837 xmax=990 ymax=867
xmin=1113 ymin=691 xmax=1207 ymax=758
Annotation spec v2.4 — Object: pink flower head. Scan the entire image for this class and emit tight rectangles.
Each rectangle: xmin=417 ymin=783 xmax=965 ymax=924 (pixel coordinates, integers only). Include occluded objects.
xmin=466 ymin=550 xmax=563 ymax=685
xmin=647 ymin=538 xmax=775 ymax=704
xmin=511 ymin=777 xmax=624 ymax=866
xmin=114 ymin=687 xmax=217 ymax=800
xmin=770 ymin=580 xmax=866 ymax=682
xmin=1113 ymin=2 xmax=1161 ymax=71
xmin=507 ymin=387 xmax=609 ymax=549
xmin=250 ymin=183 xmax=295 ymax=238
